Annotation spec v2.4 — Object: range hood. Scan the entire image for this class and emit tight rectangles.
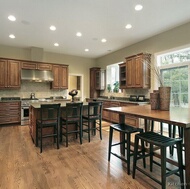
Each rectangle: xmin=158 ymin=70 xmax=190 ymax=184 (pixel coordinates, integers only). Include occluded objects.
xmin=21 ymin=69 xmax=54 ymax=82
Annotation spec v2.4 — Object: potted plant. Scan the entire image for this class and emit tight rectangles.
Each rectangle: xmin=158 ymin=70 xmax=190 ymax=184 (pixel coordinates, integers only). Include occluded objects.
xmin=113 ymin=81 xmax=119 ymax=93
xmin=107 ymin=84 xmax=112 ymax=92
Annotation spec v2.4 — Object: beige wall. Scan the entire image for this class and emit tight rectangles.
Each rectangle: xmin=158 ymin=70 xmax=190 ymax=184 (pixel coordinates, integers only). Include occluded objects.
xmin=1 ymin=21 xmax=190 ymax=99
xmin=95 ymin=21 xmax=190 ymax=96
xmin=0 ymin=45 xmax=96 ymax=99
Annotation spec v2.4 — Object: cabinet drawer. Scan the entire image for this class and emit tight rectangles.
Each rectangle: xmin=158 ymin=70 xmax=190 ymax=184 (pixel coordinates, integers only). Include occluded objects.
xmin=0 ymin=116 xmax=20 ymax=124
xmin=22 ymin=62 xmax=37 ymax=69
xmin=125 ymin=115 xmax=139 ymax=127
xmin=38 ymin=63 xmax=52 ymax=70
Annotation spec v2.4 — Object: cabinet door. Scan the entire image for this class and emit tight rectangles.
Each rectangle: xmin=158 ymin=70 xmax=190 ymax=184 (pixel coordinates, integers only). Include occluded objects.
xmin=7 ymin=60 xmax=21 ymax=88
xmin=51 ymin=65 xmax=68 ymax=89
xmin=102 ymin=101 xmax=110 ymax=120
xmin=90 ymin=68 xmax=100 ymax=98
xmin=0 ymin=59 xmax=7 ymax=88
xmin=119 ymin=62 xmax=126 ymax=89
xmin=59 ymin=66 xmax=68 ymax=89
xmin=51 ymin=65 xmax=60 ymax=89
xmin=126 ymin=53 xmax=151 ymax=89
xmin=126 ymin=57 xmax=135 ymax=88
xmin=110 ymin=102 xmax=120 ymax=123
xmin=133 ymin=55 xmax=143 ymax=88
xmin=95 ymin=69 xmax=105 ymax=90
xmin=37 ymin=63 xmax=52 ymax=71
xmin=22 ymin=62 xmax=37 ymax=69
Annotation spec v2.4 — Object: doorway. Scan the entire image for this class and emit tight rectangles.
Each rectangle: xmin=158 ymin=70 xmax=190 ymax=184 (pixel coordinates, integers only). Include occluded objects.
xmin=68 ymin=74 xmax=83 ymax=101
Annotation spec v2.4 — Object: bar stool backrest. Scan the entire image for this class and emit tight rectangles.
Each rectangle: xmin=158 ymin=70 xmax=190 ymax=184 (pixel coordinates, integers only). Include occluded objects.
xmin=65 ymin=102 xmax=83 ymax=122
xmin=87 ymin=101 xmax=103 ymax=120
xmin=40 ymin=103 xmax=61 ymax=124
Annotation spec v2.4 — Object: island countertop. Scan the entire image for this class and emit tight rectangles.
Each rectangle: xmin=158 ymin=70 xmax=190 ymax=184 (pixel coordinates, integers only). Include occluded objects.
xmin=30 ymin=100 xmax=88 ymax=108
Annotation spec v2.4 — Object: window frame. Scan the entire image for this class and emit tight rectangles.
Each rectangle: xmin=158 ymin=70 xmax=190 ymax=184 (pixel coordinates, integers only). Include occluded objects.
xmin=155 ymin=46 xmax=190 ymax=108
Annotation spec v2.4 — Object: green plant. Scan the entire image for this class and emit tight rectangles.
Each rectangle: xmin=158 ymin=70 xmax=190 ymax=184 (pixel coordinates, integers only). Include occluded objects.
xmin=113 ymin=81 xmax=119 ymax=93
xmin=107 ymin=84 xmax=112 ymax=92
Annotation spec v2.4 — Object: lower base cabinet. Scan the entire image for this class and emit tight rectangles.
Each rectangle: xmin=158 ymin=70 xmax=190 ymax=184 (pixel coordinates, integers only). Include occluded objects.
xmin=0 ymin=101 xmax=21 ymax=125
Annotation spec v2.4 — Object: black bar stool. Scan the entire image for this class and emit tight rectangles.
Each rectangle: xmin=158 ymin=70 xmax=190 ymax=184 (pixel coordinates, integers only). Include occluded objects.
xmin=82 ymin=101 xmax=103 ymax=142
xmin=108 ymin=123 xmax=145 ymax=175
xmin=150 ymin=121 xmax=185 ymax=156
xmin=36 ymin=103 xmax=61 ymax=153
xmin=60 ymin=102 xmax=83 ymax=147
xmin=132 ymin=131 xmax=184 ymax=189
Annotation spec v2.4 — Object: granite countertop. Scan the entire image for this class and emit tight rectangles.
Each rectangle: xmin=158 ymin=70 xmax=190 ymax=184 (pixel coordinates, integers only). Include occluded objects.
xmin=92 ymin=97 xmax=150 ymax=105
xmin=30 ymin=101 xmax=88 ymax=108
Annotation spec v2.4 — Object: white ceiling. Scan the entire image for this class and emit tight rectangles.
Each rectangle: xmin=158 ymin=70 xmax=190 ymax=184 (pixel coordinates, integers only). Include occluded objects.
xmin=0 ymin=0 xmax=190 ymax=59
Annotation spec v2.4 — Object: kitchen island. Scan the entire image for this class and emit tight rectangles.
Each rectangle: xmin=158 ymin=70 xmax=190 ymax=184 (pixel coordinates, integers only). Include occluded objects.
xmin=29 ymin=101 xmax=88 ymax=145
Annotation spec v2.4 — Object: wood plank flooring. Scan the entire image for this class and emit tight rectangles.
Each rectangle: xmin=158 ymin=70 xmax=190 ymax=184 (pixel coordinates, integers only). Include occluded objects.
xmin=0 ymin=122 xmax=182 ymax=189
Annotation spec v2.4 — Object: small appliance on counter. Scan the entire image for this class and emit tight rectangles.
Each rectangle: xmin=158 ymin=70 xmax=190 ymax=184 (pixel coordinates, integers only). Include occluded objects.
xmin=129 ymin=95 xmax=138 ymax=102
xmin=137 ymin=95 xmax=145 ymax=102
xmin=30 ymin=93 xmax=36 ymax=99
xmin=129 ymin=95 xmax=146 ymax=102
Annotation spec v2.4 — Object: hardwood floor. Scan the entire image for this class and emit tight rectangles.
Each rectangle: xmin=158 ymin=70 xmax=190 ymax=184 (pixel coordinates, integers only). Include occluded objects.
xmin=0 ymin=122 xmax=182 ymax=189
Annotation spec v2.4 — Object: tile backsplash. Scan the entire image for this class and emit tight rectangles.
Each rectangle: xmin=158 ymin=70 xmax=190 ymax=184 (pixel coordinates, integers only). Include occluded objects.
xmin=0 ymin=81 xmax=68 ymax=99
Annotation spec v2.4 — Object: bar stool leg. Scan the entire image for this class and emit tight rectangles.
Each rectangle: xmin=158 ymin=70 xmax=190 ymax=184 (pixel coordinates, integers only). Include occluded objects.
xmin=99 ymin=119 xmax=102 ymax=140
xmin=132 ymin=136 xmax=139 ymax=179
xmin=108 ymin=127 xmax=113 ymax=161
xmin=150 ymin=143 xmax=153 ymax=172
xmin=161 ymin=146 xmax=167 ymax=189
xmin=176 ymin=142 xmax=184 ymax=189
xmin=126 ymin=133 xmax=131 ymax=175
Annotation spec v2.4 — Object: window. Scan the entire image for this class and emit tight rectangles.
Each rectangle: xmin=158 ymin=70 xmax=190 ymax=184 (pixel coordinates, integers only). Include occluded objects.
xmin=157 ymin=47 xmax=190 ymax=108
xmin=106 ymin=63 xmax=121 ymax=92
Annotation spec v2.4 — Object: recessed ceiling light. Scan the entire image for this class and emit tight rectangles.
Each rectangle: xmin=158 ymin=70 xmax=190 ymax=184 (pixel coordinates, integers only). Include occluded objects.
xmin=76 ymin=32 xmax=82 ymax=37
xmin=101 ymin=38 xmax=107 ymax=43
xmin=50 ymin=25 xmax=56 ymax=31
xmin=125 ymin=24 xmax=132 ymax=29
xmin=54 ymin=43 xmax=59 ymax=46
xmin=9 ymin=34 xmax=15 ymax=39
xmin=135 ymin=4 xmax=143 ymax=11
xmin=8 ymin=15 xmax=16 ymax=21
xmin=85 ymin=49 xmax=89 ymax=52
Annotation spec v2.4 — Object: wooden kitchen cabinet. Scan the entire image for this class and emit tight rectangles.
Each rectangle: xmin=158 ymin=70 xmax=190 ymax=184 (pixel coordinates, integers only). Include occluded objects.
xmin=0 ymin=101 xmax=21 ymax=125
xmin=0 ymin=59 xmax=21 ymax=89
xmin=90 ymin=67 xmax=106 ymax=98
xmin=37 ymin=63 xmax=52 ymax=70
xmin=51 ymin=64 xmax=68 ymax=89
xmin=119 ymin=62 xmax=126 ymax=89
xmin=126 ymin=53 xmax=151 ymax=89
xmin=102 ymin=101 xmax=111 ymax=120
xmin=22 ymin=61 xmax=52 ymax=70
xmin=110 ymin=101 xmax=120 ymax=123
xmin=22 ymin=61 xmax=37 ymax=69
xmin=95 ymin=69 xmax=106 ymax=90
xmin=90 ymin=67 xmax=100 ymax=98
xmin=120 ymin=102 xmax=139 ymax=127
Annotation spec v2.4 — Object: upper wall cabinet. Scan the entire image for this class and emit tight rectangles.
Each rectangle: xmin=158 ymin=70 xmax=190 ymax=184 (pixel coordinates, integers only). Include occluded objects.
xmin=119 ymin=62 xmax=126 ymax=89
xmin=125 ymin=53 xmax=151 ymax=89
xmin=51 ymin=64 xmax=68 ymax=89
xmin=22 ymin=61 xmax=52 ymax=71
xmin=0 ymin=59 xmax=21 ymax=89
xmin=90 ymin=67 xmax=106 ymax=98
xmin=95 ymin=69 xmax=106 ymax=90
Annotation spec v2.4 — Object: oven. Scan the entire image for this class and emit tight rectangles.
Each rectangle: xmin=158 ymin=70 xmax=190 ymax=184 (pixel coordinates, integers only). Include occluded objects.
xmin=21 ymin=106 xmax=29 ymax=125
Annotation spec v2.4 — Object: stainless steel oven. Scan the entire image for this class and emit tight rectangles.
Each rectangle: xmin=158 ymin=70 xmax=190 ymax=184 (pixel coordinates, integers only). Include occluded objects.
xmin=21 ymin=98 xmax=39 ymax=125
xmin=21 ymin=106 xmax=29 ymax=125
